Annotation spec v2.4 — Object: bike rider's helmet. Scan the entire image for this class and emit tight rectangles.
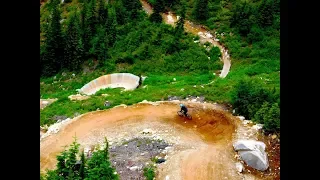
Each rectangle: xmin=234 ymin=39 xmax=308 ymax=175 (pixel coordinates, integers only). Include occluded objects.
xmin=179 ymin=104 xmax=183 ymax=107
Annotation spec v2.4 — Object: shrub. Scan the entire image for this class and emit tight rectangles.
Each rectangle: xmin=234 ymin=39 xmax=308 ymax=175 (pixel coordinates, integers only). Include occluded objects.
xmin=43 ymin=137 xmax=119 ymax=180
xmin=143 ymin=166 xmax=155 ymax=180
xmin=231 ymin=79 xmax=274 ymax=120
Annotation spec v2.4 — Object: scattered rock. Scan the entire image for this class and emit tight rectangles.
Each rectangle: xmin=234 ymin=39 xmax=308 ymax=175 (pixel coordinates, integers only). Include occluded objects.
xmin=271 ymin=134 xmax=277 ymax=139
xmin=168 ymin=96 xmax=182 ymax=101
xmin=238 ymin=116 xmax=245 ymax=120
xmin=235 ymin=162 xmax=244 ymax=173
xmin=242 ymin=120 xmax=252 ymax=125
xmin=101 ymin=94 xmax=110 ymax=96
xmin=51 ymin=115 xmax=68 ymax=122
xmin=62 ymin=72 xmax=67 ymax=76
xmin=252 ymin=124 xmax=264 ymax=131
xmin=141 ymin=76 xmax=147 ymax=82
xmin=114 ymin=104 xmax=127 ymax=108
xmin=68 ymin=94 xmax=90 ymax=101
xmin=129 ymin=166 xmax=139 ymax=171
xmin=173 ymin=78 xmax=176 ymax=81
xmin=156 ymin=158 xmax=166 ymax=164
xmin=141 ymin=129 xmax=154 ymax=134
xmin=104 ymin=101 xmax=111 ymax=107
xmin=165 ymin=175 xmax=170 ymax=180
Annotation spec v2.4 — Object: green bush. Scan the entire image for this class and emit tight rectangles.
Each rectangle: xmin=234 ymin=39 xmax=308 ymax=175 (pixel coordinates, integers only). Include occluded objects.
xmin=247 ymin=25 xmax=264 ymax=43
xmin=254 ymin=102 xmax=280 ymax=132
xmin=143 ymin=166 xmax=155 ymax=180
xmin=43 ymin=137 xmax=119 ymax=180
xmin=231 ymin=79 xmax=275 ymax=120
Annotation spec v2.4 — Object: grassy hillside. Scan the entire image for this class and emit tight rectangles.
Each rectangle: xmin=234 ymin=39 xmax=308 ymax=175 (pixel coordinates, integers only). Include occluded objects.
xmin=40 ymin=0 xmax=280 ymax=132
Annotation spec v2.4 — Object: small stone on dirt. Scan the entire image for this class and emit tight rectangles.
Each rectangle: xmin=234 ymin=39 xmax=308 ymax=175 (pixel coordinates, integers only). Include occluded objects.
xmin=271 ymin=134 xmax=277 ymax=139
xmin=129 ymin=166 xmax=139 ymax=171
xmin=236 ymin=162 xmax=244 ymax=173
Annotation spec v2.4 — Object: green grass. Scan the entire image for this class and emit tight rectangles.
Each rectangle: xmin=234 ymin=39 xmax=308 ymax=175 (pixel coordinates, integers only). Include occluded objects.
xmin=40 ymin=64 xmax=279 ymax=126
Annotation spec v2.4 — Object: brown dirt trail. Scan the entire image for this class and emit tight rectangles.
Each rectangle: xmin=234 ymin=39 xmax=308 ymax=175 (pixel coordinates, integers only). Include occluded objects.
xmin=40 ymin=102 xmax=244 ymax=179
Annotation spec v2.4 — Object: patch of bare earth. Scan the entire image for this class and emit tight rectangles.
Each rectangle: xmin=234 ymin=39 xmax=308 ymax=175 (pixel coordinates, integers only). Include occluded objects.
xmin=40 ymin=102 xmax=250 ymax=179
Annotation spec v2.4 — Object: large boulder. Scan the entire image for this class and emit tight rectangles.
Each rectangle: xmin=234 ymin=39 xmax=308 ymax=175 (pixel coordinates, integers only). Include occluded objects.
xmin=233 ymin=140 xmax=269 ymax=171
xmin=233 ymin=140 xmax=266 ymax=152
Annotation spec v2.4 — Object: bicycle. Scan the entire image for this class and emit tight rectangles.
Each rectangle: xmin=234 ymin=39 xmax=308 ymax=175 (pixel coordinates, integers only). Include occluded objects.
xmin=177 ymin=110 xmax=192 ymax=120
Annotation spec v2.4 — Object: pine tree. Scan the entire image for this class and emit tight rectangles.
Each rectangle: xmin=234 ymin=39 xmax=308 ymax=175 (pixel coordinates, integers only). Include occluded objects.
xmin=56 ymin=150 xmax=69 ymax=177
xmin=106 ymin=7 xmax=117 ymax=47
xmin=97 ymin=0 xmax=108 ymax=26
xmin=258 ymin=0 xmax=274 ymax=27
xmin=193 ymin=0 xmax=209 ymax=21
xmin=85 ymin=138 xmax=118 ymax=180
xmin=64 ymin=11 xmax=84 ymax=71
xmin=42 ymin=0 xmax=64 ymax=76
xmin=113 ymin=1 xmax=126 ymax=25
xmin=79 ymin=150 xmax=86 ymax=179
xmin=83 ymin=0 xmax=98 ymax=54
xmin=149 ymin=0 xmax=163 ymax=23
xmin=89 ymin=25 xmax=107 ymax=61
xmin=175 ymin=0 xmax=186 ymax=37
xmin=154 ymin=0 xmax=165 ymax=13
xmin=122 ymin=0 xmax=141 ymax=19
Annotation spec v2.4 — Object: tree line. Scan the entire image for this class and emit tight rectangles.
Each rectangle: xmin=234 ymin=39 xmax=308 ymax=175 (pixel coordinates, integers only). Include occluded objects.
xmin=40 ymin=0 xmax=142 ymax=77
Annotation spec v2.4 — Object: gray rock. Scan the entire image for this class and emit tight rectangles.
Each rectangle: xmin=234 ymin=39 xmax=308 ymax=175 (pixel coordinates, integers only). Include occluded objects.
xmin=104 ymin=101 xmax=111 ymax=107
xmin=238 ymin=150 xmax=269 ymax=171
xmin=233 ymin=140 xmax=266 ymax=152
xmin=233 ymin=140 xmax=268 ymax=171
xmin=235 ymin=162 xmax=244 ymax=172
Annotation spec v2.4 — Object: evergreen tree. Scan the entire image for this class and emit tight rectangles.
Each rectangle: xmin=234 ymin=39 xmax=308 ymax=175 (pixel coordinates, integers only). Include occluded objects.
xmin=85 ymin=139 xmax=118 ymax=180
xmin=154 ymin=0 xmax=165 ymax=13
xmin=97 ymin=0 xmax=108 ymax=26
xmin=149 ymin=12 xmax=162 ymax=23
xmin=113 ymin=1 xmax=126 ymax=25
xmin=149 ymin=0 xmax=163 ymax=23
xmin=89 ymin=25 xmax=107 ymax=61
xmin=258 ymin=0 xmax=275 ymax=27
xmin=83 ymin=0 xmax=97 ymax=54
xmin=64 ymin=12 xmax=84 ymax=71
xmin=122 ymin=0 xmax=141 ymax=19
xmin=106 ymin=7 xmax=117 ymax=47
xmin=79 ymin=150 xmax=86 ymax=179
xmin=174 ymin=0 xmax=186 ymax=37
xmin=55 ymin=150 xmax=69 ymax=177
xmin=193 ymin=0 xmax=208 ymax=21
xmin=42 ymin=0 xmax=64 ymax=76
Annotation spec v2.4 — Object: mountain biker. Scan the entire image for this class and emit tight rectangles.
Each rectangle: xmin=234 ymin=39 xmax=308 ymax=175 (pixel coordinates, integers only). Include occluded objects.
xmin=179 ymin=104 xmax=188 ymax=116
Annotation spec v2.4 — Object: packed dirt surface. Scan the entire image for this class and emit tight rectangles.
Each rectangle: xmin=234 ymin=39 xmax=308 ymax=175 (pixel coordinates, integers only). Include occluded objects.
xmin=140 ymin=0 xmax=231 ymax=78
xmin=41 ymin=101 xmax=245 ymax=179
